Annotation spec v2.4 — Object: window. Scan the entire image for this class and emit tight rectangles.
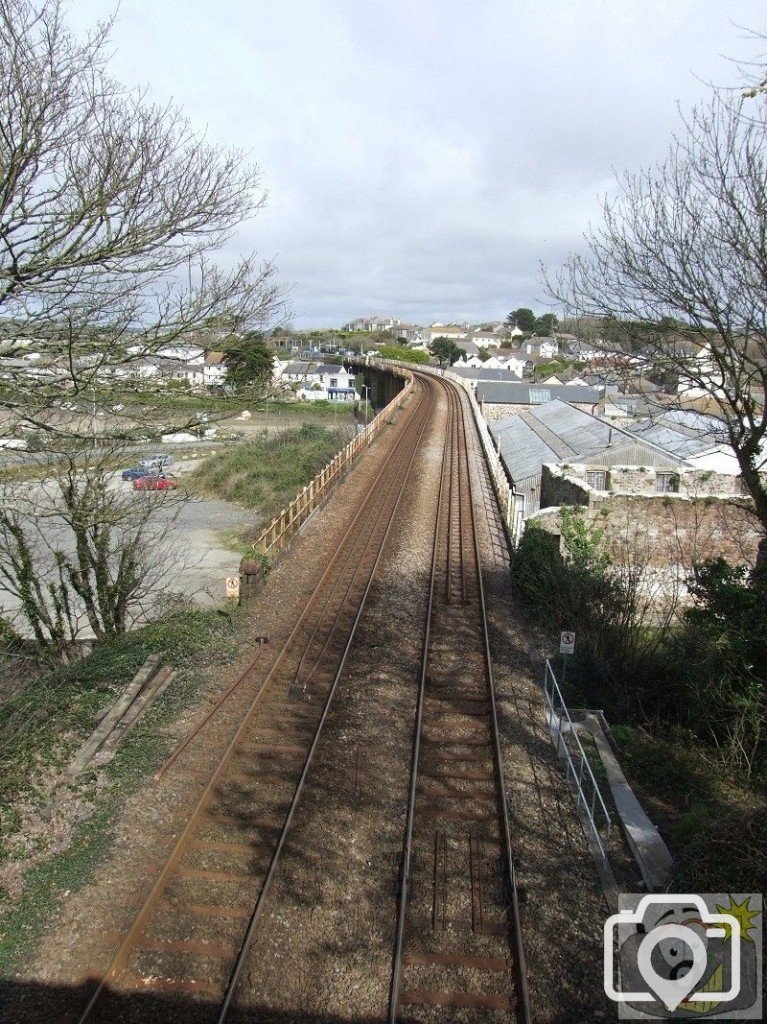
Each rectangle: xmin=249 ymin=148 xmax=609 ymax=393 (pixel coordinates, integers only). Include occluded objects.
xmin=330 ymin=377 xmax=338 ymax=387
xmin=529 ymin=388 xmax=550 ymax=404
xmin=655 ymin=472 xmax=679 ymax=493
xmin=586 ymin=470 xmax=608 ymax=491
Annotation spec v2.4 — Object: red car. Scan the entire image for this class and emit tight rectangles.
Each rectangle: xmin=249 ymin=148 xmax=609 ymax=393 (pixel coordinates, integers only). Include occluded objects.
xmin=133 ymin=474 xmax=178 ymax=491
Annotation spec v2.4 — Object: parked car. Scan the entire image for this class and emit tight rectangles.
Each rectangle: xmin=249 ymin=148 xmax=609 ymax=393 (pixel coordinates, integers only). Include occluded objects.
xmin=133 ymin=474 xmax=178 ymax=491
xmin=121 ymin=453 xmax=174 ymax=480
xmin=121 ymin=465 xmax=153 ymax=481
xmin=142 ymin=453 xmax=174 ymax=469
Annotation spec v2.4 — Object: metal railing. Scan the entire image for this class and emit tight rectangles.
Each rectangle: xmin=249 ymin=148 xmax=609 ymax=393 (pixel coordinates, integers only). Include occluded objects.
xmin=543 ymin=659 xmax=612 ymax=864
xmin=252 ymin=368 xmax=413 ymax=556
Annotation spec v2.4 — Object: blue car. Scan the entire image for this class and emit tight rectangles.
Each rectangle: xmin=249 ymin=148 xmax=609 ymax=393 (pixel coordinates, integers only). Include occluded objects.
xmin=121 ymin=466 xmax=153 ymax=481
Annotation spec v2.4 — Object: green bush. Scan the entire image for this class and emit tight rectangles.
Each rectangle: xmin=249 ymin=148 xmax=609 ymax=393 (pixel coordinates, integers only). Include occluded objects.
xmin=673 ymin=559 xmax=767 ymax=783
xmin=189 ymin=423 xmax=350 ymax=518
xmin=511 ymin=514 xmax=767 ymax=789
xmin=377 ymin=344 xmax=430 ymax=364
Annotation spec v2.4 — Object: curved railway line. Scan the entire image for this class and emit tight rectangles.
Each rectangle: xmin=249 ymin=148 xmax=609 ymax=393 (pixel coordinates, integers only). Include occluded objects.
xmin=389 ymin=376 xmax=530 ymax=1023
xmin=70 ymin=369 xmax=532 ymax=1024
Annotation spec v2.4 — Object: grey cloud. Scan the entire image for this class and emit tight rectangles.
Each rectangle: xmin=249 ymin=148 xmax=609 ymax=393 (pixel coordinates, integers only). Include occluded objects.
xmin=69 ymin=0 xmax=766 ymax=325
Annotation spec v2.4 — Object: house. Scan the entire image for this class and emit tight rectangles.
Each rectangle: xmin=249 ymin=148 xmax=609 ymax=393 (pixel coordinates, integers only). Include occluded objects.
xmin=450 ymin=339 xmax=481 ymax=360
xmin=454 ymin=353 xmax=508 ymax=370
xmin=497 ymin=353 xmax=527 ymax=378
xmin=343 ymin=315 xmax=401 ymax=333
xmin=541 ymin=367 xmax=589 ymax=387
xmin=392 ymin=323 xmax=424 ymax=345
xmin=203 ymin=351 xmax=227 ymax=387
xmin=557 ymin=335 xmax=602 ymax=361
xmin=467 ymin=329 xmax=502 ymax=349
xmin=490 ymin=322 xmax=522 ymax=340
xmin=425 ymin=323 xmax=469 ymax=344
xmin=185 ymin=363 xmax=205 ymax=388
xmin=325 ymin=365 xmax=357 ymax=402
xmin=278 ymin=360 xmax=319 ymax=382
xmin=157 ymin=344 xmax=205 ymax=364
xmin=288 ymin=362 xmax=357 ymax=401
xmin=523 ymin=336 xmax=559 ymax=359
xmin=477 ymin=382 xmax=602 ymax=421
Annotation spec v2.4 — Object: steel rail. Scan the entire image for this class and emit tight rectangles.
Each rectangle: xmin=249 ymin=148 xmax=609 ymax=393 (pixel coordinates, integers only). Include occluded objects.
xmin=153 ymin=389 xmax=422 ymax=785
xmin=153 ymin=638 xmax=268 ymax=783
xmin=75 ymin=379 xmax=428 ymax=1024
xmin=154 ymin=383 xmax=423 ymax=783
xmin=214 ymin=374 xmax=438 ymax=1023
xmin=388 ymin=375 xmax=452 ymax=1023
xmin=458 ymin=383 xmax=533 ymax=1024
xmin=388 ymin=375 xmax=532 ymax=1023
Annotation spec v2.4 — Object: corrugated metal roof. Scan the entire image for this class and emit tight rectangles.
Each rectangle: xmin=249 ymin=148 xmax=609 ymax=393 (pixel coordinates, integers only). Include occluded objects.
xmin=451 ymin=367 xmax=522 ymax=382
xmin=624 ymin=418 xmax=717 ymax=457
xmin=489 ymin=400 xmax=688 ymax=485
xmin=531 ymin=400 xmax=616 ymax=455
xmin=492 ymin=416 xmax=561 ymax=483
xmin=477 ymin=382 xmax=602 ymax=404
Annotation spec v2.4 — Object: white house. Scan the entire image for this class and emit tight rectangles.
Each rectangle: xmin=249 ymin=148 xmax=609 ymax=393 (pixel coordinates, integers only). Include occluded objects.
xmin=343 ymin=315 xmax=401 ymax=333
xmin=292 ymin=363 xmax=357 ymax=402
xmin=454 ymin=353 xmax=507 ymax=370
xmin=425 ymin=323 xmax=469 ymax=344
xmin=202 ymin=351 xmax=227 ymax=387
xmin=157 ymin=344 xmax=205 ymax=364
xmin=524 ymin=336 xmax=559 ymax=359
xmin=468 ymin=329 xmax=502 ymax=349
xmin=497 ymin=353 xmax=527 ymax=378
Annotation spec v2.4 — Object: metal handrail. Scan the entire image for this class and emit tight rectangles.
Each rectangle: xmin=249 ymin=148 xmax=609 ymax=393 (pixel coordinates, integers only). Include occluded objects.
xmin=543 ymin=659 xmax=612 ymax=863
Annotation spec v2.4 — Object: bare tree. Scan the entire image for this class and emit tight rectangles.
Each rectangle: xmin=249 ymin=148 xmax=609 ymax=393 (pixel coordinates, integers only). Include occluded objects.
xmin=0 ymin=444 xmax=189 ymax=656
xmin=0 ymin=0 xmax=284 ymax=443
xmin=0 ymin=1 xmax=286 ymax=654
xmin=548 ymin=87 xmax=767 ymax=549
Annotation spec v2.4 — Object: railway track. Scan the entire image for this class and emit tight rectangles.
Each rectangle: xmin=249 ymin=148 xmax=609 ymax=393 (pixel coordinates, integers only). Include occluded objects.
xmin=69 ymin=369 xmax=530 ymax=1023
xmin=389 ymin=375 xmax=531 ymax=1023
xmin=74 ymin=376 xmax=432 ymax=1024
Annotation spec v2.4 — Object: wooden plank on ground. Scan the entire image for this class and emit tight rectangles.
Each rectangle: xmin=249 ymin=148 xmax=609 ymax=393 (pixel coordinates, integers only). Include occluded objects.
xmin=98 ymin=667 xmax=175 ymax=757
xmin=67 ymin=653 xmax=162 ymax=775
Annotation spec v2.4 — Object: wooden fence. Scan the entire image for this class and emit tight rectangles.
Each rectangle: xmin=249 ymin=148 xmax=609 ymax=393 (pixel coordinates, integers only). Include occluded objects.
xmin=251 ymin=368 xmax=414 ymax=556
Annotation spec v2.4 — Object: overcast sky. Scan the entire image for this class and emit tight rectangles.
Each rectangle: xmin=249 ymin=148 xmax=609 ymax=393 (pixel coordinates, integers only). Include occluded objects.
xmin=70 ymin=1 xmax=765 ymax=328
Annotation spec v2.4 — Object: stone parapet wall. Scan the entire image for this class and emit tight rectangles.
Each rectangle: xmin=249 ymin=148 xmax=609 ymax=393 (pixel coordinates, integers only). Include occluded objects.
xmin=543 ymin=462 xmax=745 ymax=500
xmin=530 ymin=492 xmax=760 ymax=570
xmin=481 ymin=401 xmax=597 ymax=422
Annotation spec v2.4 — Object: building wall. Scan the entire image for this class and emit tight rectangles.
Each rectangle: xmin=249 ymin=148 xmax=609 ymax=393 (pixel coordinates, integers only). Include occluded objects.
xmin=531 ymin=488 xmax=761 ymax=570
xmin=542 ymin=463 xmax=744 ymax=501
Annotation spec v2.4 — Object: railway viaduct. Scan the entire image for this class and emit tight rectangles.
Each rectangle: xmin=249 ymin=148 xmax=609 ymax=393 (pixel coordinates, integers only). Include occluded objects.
xmin=7 ymin=365 xmax=612 ymax=1024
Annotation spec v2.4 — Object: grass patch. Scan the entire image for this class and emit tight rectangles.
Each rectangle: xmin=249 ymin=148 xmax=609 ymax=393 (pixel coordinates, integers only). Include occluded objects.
xmin=0 ymin=610 xmax=231 ymax=812
xmin=377 ymin=344 xmax=430 ymax=364
xmin=0 ymin=608 xmax=242 ymax=971
xmin=188 ymin=422 xmax=353 ymax=519
xmin=610 ymin=726 xmax=767 ymax=892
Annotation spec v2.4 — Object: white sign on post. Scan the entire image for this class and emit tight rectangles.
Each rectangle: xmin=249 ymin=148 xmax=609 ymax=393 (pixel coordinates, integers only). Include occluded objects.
xmin=559 ymin=631 xmax=576 ymax=655
xmin=225 ymin=576 xmax=240 ymax=600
